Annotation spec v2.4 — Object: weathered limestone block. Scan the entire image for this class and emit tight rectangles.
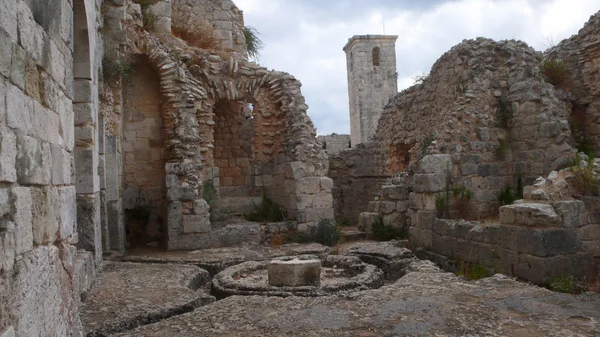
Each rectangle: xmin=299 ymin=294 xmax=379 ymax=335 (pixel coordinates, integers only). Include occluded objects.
xmin=12 ymin=187 xmax=32 ymax=255
xmin=31 ymin=187 xmax=59 ymax=245
xmin=380 ymin=201 xmax=396 ymax=214
xmin=319 ymin=177 xmax=333 ymax=192
xmin=58 ymin=186 xmax=77 ymax=240
xmin=267 ymin=259 xmax=321 ymax=287
xmin=297 ymin=208 xmax=334 ymax=223
xmin=0 ymin=326 xmax=15 ymax=337
xmin=10 ymin=245 xmax=82 ymax=336
xmin=358 ymin=212 xmax=380 ymax=233
xmin=74 ymin=250 xmax=95 ymax=297
xmin=346 ymin=242 xmax=416 ymax=280
xmin=413 ymin=174 xmax=445 ymax=193
xmin=312 ymin=192 xmax=333 ymax=208
xmin=381 ymin=184 xmax=410 ymax=200
xmin=419 ymin=154 xmax=452 ymax=174
xmin=0 ymin=126 xmax=17 ymax=182
xmin=500 ymin=225 xmax=579 ymax=257
xmin=16 ymin=133 xmax=52 ymax=185
xmin=51 ymin=145 xmax=72 ymax=185
xmin=383 ymin=212 xmax=404 ymax=228
xmin=296 ymin=177 xmax=321 ymax=194
xmin=416 ymin=210 xmax=437 ymax=230
xmin=499 ymin=203 xmax=561 ymax=227
xmin=182 ymin=214 xmax=210 ymax=234
xmin=552 ymin=200 xmax=586 ymax=228
xmin=193 ymin=199 xmax=210 ymax=215
xmin=516 ymin=253 xmax=593 ymax=284
xmin=167 ymin=187 xmax=198 ymax=201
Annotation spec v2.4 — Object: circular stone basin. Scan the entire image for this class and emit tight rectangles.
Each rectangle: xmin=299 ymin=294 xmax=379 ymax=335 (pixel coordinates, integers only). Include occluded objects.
xmin=211 ymin=255 xmax=384 ymax=298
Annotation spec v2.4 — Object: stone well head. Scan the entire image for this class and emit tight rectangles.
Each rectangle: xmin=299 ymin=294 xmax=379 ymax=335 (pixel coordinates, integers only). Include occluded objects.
xmin=267 ymin=259 xmax=321 ymax=287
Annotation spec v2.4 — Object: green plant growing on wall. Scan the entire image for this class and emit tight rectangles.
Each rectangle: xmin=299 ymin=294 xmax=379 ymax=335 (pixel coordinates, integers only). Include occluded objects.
xmin=143 ymin=11 xmax=158 ymax=30
xmin=420 ymin=133 xmax=436 ymax=157
xmin=568 ymin=153 xmax=599 ymax=196
xmin=313 ymin=219 xmax=341 ymax=246
xmin=369 ymin=216 xmax=406 ymax=241
xmin=103 ymin=58 xmax=133 ymax=83
xmin=549 ymin=274 xmax=587 ymax=294
xmin=244 ymin=26 xmax=263 ymax=61
xmin=542 ymin=57 xmax=570 ymax=89
xmin=246 ymin=192 xmax=286 ymax=222
xmin=498 ymin=185 xmax=517 ymax=206
xmin=456 ymin=262 xmax=488 ymax=281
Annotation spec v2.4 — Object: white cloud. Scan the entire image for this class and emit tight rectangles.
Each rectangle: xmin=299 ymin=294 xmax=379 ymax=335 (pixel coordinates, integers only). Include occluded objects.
xmin=237 ymin=0 xmax=599 ymax=135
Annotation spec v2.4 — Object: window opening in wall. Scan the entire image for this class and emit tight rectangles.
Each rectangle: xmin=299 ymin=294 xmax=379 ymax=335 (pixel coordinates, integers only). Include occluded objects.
xmin=372 ymin=47 xmax=380 ymax=66
xmin=350 ymin=52 xmax=353 ymax=71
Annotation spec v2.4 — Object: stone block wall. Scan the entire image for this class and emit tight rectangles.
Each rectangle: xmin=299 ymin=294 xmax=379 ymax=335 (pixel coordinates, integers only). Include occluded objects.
xmin=376 ymin=38 xmax=576 ymax=219
xmin=316 ymin=134 xmax=351 ymax=155
xmin=549 ymin=11 xmax=600 ymax=156
xmin=408 ymin=199 xmax=599 ymax=285
xmin=172 ymin=0 xmax=246 ymax=54
xmin=122 ymin=57 xmax=167 ymax=246
xmin=0 ymin=0 xmax=102 ymax=335
xmin=328 ymin=142 xmax=390 ymax=225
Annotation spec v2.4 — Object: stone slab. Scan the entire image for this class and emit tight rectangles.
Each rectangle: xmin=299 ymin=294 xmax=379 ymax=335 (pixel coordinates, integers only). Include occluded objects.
xmin=117 ymin=263 xmax=600 ymax=336
xmin=80 ymin=262 xmax=214 ymax=336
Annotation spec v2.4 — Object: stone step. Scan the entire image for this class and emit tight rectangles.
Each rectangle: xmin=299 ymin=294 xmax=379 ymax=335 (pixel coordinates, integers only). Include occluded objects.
xmin=215 ymin=196 xmax=263 ymax=215
xmin=219 ymin=186 xmax=262 ymax=198
xmin=341 ymin=229 xmax=367 ymax=242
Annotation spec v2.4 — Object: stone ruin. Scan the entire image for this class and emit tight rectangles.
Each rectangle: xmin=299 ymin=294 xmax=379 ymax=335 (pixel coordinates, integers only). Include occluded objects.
xmin=1 ymin=0 xmax=600 ymax=335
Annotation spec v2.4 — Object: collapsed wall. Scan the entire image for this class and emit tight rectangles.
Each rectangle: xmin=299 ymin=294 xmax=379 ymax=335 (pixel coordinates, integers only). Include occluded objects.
xmin=358 ymin=11 xmax=600 ymax=285
xmin=102 ymin=0 xmax=334 ymax=251
xmin=548 ymin=11 xmax=600 ymax=156
xmin=328 ymin=142 xmax=390 ymax=225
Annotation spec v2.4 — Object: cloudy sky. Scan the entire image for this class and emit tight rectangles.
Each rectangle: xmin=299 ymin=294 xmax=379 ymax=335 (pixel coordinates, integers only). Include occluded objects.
xmin=235 ymin=0 xmax=599 ymax=135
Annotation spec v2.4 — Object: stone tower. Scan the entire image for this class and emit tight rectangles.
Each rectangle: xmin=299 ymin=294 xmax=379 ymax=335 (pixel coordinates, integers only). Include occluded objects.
xmin=343 ymin=35 xmax=398 ymax=146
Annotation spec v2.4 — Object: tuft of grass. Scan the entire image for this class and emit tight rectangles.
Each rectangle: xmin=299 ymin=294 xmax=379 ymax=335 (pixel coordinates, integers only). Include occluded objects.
xmin=246 ymin=193 xmax=286 ymax=222
xmin=549 ymin=274 xmax=587 ymax=294
xmin=457 ymin=262 xmax=488 ymax=281
xmin=243 ymin=26 xmax=263 ymax=61
xmin=172 ymin=21 xmax=220 ymax=51
xmin=568 ymin=153 xmax=599 ymax=196
xmin=420 ymin=133 xmax=436 ymax=157
xmin=498 ymin=185 xmax=517 ymax=206
xmin=369 ymin=216 xmax=406 ymax=241
xmin=103 ymin=58 xmax=133 ymax=83
xmin=543 ymin=58 xmax=570 ymax=89
xmin=313 ymin=219 xmax=341 ymax=246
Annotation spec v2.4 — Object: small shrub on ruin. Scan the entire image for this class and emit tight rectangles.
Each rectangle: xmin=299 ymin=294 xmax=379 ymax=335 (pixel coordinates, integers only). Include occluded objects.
xmin=549 ymin=274 xmax=587 ymax=294
xmin=456 ymin=262 xmax=488 ymax=281
xmin=244 ymin=26 xmax=263 ymax=61
xmin=420 ymin=133 xmax=436 ymax=157
xmin=103 ymin=58 xmax=133 ymax=83
xmin=412 ymin=73 xmax=428 ymax=85
xmin=543 ymin=58 xmax=570 ymax=89
xmin=369 ymin=216 xmax=406 ymax=241
xmin=313 ymin=219 xmax=341 ymax=246
xmin=246 ymin=193 xmax=287 ymax=222
xmin=569 ymin=153 xmax=599 ymax=196
xmin=172 ymin=21 xmax=220 ymax=51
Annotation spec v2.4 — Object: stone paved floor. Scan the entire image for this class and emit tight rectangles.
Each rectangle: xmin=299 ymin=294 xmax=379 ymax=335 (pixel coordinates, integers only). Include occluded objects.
xmin=80 ymin=262 xmax=213 ymax=336
xmin=84 ymin=245 xmax=600 ymax=336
